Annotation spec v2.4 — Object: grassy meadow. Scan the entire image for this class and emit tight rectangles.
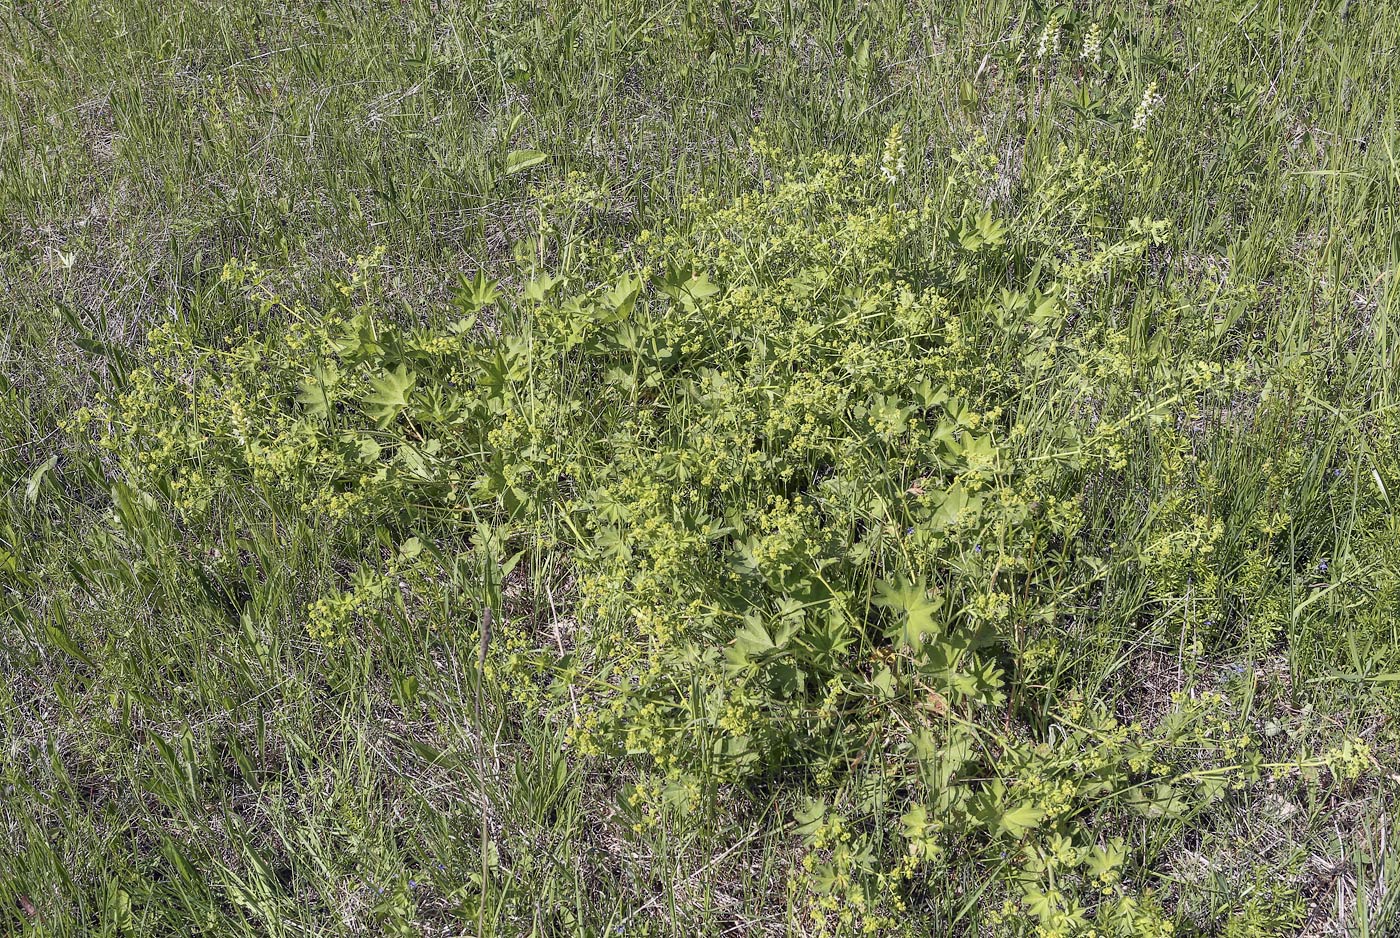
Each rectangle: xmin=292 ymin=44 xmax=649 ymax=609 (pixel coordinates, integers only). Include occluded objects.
xmin=2 ymin=0 xmax=1399 ymax=935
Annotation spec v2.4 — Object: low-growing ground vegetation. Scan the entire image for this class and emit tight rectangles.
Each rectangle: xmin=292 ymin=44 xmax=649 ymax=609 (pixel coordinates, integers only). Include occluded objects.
xmin=2 ymin=1 xmax=1399 ymax=935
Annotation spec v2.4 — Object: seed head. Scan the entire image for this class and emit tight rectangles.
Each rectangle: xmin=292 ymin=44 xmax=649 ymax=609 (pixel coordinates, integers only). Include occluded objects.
xmin=880 ymin=123 xmax=907 ymax=185
xmin=1133 ymin=81 xmax=1163 ymax=134
xmin=1080 ymin=23 xmax=1102 ymax=64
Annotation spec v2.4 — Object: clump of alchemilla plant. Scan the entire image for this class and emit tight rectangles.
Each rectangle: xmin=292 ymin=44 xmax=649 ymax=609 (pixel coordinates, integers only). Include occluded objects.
xmin=93 ymin=132 xmax=1379 ymax=936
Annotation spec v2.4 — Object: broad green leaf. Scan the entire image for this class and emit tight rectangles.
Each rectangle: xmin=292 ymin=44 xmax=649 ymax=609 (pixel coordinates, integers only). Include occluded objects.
xmin=603 ymin=273 xmax=642 ymax=319
xmin=872 ymin=575 xmax=943 ymax=650
xmin=794 ymin=797 xmax=827 ymax=838
xmin=295 ymin=362 xmax=339 ymax=418
xmin=1083 ymin=838 xmax=1127 ymax=878
xmin=363 ymin=364 xmax=416 ymax=426
xmin=900 ymin=803 xmax=928 ymax=840
xmin=295 ymin=375 xmax=331 ymax=417
xmin=524 ymin=273 xmax=563 ymax=303
xmin=25 ymin=453 xmax=58 ymax=506
xmin=45 ymin=622 xmax=92 ymax=665
xmin=724 ymin=616 xmax=794 ymax=674
xmin=505 ymin=149 xmax=547 ymax=175
xmin=682 ymin=270 xmax=720 ymax=300
xmin=658 ymin=264 xmax=721 ymax=308
xmin=997 ymin=801 xmax=1044 ymax=838
xmin=456 ymin=270 xmax=500 ymax=311
xmin=929 ymin=484 xmax=981 ymax=530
